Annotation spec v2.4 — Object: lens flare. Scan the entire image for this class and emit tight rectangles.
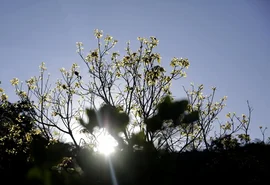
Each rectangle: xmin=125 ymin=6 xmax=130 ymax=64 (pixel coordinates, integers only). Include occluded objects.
xmin=96 ymin=130 xmax=118 ymax=156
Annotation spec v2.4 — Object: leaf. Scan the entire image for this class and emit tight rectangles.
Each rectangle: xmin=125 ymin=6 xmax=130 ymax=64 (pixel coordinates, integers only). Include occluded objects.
xmin=158 ymin=97 xmax=188 ymax=122
xmin=99 ymin=104 xmax=129 ymax=134
xmin=182 ymin=111 xmax=199 ymax=124
xmin=130 ymin=131 xmax=146 ymax=146
xmin=115 ymin=112 xmax=129 ymax=132
xmin=145 ymin=115 xmax=163 ymax=133
xmin=172 ymin=100 xmax=189 ymax=115
xmin=158 ymin=99 xmax=172 ymax=121
xmin=168 ymin=100 xmax=189 ymax=122
xmin=79 ymin=108 xmax=99 ymax=134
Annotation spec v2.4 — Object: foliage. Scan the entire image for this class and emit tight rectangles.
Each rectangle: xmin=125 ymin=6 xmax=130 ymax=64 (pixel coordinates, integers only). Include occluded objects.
xmin=8 ymin=29 xmax=252 ymax=153
xmin=8 ymin=29 xmax=194 ymax=151
xmin=79 ymin=96 xmax=199 ymax=151
xmin=0 ymin=95 xmax=81 ymax=185
xmin=0 ymin=98 xmax=38 ymax=177
xmin=1 ymin=30 xmax=269 ymax=184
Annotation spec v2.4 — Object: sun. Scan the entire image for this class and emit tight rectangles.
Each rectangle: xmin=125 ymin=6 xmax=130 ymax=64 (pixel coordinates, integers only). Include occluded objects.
xmin=95 ymin=129 xmax=118 ymax=156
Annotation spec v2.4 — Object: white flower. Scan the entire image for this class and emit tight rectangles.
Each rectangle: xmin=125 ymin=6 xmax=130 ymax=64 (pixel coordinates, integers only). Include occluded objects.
xmin=10 ymin=78 xmax=19 ymax=86
xmin=39 ymin=62 xmax=47 ymax=71
xmin=94 ymin=29 xmax=103 ymax=38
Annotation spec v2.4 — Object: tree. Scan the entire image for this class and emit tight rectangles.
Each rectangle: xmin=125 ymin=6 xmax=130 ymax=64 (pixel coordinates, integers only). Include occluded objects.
xmin=10 ymin=29 xmax=194 ymax=151
xmin=0 ymin=86 xmax=80 ymax=185
xmin=0 ymin=92 xmax=41 ymax=182
xmin=9 ymin=29 xmax=253 ymax=154
xmin=2 ymin=30 xmax=270 ymax=185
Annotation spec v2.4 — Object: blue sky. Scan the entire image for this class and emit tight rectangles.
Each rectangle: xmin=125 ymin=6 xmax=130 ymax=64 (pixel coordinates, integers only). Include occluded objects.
xmin=0 ymin=0 xmax=269 ymax=140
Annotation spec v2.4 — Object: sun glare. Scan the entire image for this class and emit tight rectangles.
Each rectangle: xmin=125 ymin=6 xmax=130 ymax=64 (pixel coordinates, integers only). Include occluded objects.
xmin=96 ymin=130 xmax=118 ymax=156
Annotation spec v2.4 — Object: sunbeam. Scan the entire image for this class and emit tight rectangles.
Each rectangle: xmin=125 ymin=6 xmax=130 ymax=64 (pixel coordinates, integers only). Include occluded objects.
xmin=95 ymin=129 xmax=118 ymax=156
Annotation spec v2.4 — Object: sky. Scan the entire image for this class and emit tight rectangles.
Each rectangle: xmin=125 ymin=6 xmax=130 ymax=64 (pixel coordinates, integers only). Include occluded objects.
xmin=0 ymin=0 xmax=269 ymax=141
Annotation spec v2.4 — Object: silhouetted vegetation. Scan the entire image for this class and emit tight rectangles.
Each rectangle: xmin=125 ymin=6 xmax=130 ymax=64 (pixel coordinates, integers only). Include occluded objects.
xmin=0 ymin=31 xmax=269 ymax=184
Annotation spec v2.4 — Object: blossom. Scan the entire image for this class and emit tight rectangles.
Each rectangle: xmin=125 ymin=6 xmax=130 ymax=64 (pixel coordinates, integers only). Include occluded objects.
xmin=26 ymin=77 xmax=36 ymax=85
xmin=33 ymin=129 xmax=41 ymax=135
xmin=74 ymin=82 xmax=80 ymax=88
xmin=105 ymin=35 xmax=113 ymax=42
xmin=25 ymin=133 xmax=32 ymax=142
xmin=112 ymin=40 xmax=118 ymax=45
xmin=76 ymin=42 xmax=84 ymax=53
xmin=170 ymin=57 xmax=178 ymax=67
xmin=179 ymin=58 xmax=190 ymax=68
xmin=150 ymin=36 xmax=159 ymax=46
xmin=60 ymin=68 xmax=66 ymax=73
xmin=1 ymin=93 xmax=8 ymax=101
xmin=39 ymin=62 xmax=47 ymax=71
xmin=137 ymin=37 xmax=143 ymax=41
xmin=94 ymin=29 xmax=103 ymax=38
xmin=76 ymin=42 xmax=83 ymax=48
xmin=224 ymin=122 xmax=231 ymax=130
xmin=222 ymin=96 xmax=228 ymax=101
xmin=10 ymin=78 xmax=19 ymax=86
xmin=91 ymin=50 xmax=98 ymax=58
xmin=180 ymin=71 xmax=187 ymax=78
xmin=26 ymin=77 xmax=37 ymax=90
xmin=18 ymin=91 xmax=27 ymax=98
